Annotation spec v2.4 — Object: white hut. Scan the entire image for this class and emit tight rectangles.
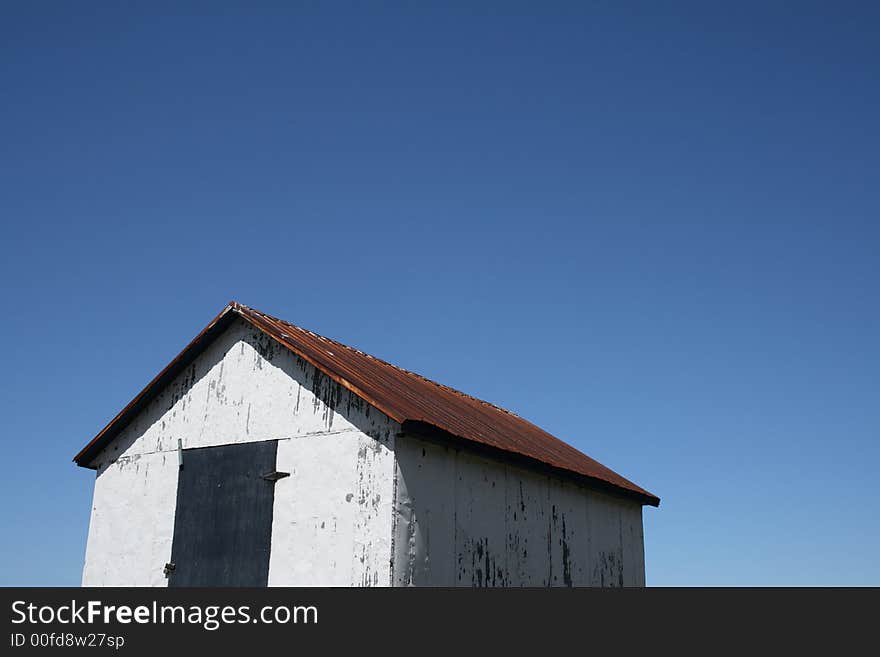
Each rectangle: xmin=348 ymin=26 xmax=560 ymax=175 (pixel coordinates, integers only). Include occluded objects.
xmin=75 ymin=302 xmax=659 ymax=587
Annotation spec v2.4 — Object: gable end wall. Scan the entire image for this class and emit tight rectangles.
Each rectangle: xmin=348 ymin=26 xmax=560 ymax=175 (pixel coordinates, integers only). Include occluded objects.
xmin=82 ymin=317 xmax=398 ymax=586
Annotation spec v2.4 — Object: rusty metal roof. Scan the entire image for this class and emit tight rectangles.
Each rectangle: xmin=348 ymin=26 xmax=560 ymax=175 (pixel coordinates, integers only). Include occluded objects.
xmin=74 ymin=302 xmax=659 ymax=506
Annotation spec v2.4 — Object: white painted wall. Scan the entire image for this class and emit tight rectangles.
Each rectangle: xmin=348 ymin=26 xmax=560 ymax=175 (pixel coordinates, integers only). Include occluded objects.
xmin=391 ymin=434 xmax=645 ymax=586
xmin=82 ymin=318 xmax=398 ymax=586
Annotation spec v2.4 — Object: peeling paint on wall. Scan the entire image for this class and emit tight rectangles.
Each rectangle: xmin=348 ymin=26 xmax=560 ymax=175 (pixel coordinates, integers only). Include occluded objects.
xmin=392 ymin=435 xmax=645 ymax=587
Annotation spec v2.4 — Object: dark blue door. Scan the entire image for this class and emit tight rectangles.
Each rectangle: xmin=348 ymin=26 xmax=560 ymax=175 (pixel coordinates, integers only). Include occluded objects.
xmin=168 ymin=440 xmax=277 ymax=587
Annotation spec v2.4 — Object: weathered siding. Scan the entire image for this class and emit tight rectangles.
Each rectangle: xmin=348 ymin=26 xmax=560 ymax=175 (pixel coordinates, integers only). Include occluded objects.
xmin=392 ymin=434 xmax=645 ymax=587
xmin=82 ymin=318 xmax=397 ymax=586
xmin=270 ymin=430 xmax=393 ymax=586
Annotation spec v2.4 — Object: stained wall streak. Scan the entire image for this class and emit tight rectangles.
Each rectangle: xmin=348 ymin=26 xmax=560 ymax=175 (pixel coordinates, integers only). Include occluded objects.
xmin=392 ymin=434 xmax=645 ymax=587
xmin=82 ymin=318 xmax=397 ymax=587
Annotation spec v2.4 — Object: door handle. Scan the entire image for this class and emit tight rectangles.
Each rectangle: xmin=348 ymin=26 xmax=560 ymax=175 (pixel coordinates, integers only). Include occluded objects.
xmin=261 ymin=471 xmax=290 ymax=482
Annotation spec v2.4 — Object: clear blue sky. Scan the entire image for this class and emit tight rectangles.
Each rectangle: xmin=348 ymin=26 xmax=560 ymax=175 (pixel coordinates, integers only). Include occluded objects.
xmin=1 ymin=2 xmax=877 ymax=586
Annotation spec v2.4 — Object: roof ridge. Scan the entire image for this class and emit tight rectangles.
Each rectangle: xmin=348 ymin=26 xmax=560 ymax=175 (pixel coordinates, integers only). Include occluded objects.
xmin=237 ymin=304 xmax=527 ymax=421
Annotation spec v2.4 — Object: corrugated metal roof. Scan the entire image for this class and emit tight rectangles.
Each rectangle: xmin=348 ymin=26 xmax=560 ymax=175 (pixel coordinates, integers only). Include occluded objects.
xmin=74 ymin=302 xmax=659 ymax=506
